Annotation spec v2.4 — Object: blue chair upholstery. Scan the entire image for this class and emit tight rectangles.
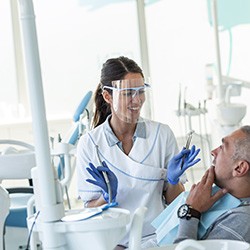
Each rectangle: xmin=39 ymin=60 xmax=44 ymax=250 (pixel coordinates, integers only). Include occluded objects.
xmin=5 ymin=190 xmax=33 ymax=228
xmin=57 ymin=91 xmax=93 ymax=180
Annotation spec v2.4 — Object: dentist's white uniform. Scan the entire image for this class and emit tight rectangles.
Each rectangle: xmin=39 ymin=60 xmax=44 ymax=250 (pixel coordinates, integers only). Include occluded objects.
xmin=76 ymin=117 xmax=179 ymax=245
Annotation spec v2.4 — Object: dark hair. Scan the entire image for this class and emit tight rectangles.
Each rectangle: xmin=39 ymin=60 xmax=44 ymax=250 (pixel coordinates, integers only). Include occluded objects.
xmin=92 ymin=56 xmax=144 ymax=128
xmin=232 ymin=125 xmax=250 ymax=164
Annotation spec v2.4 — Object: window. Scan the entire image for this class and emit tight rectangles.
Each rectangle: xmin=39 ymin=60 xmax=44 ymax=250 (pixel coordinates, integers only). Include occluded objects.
xmin=1 ymin=0 xmax=250 ymax=138
xmin=0 ymin=2 xmax=18 ymax=119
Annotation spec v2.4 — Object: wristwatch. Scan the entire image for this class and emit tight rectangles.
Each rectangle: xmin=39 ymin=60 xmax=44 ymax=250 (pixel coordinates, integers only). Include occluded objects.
xmin=177 ymin=204 xmax=201 ymax=220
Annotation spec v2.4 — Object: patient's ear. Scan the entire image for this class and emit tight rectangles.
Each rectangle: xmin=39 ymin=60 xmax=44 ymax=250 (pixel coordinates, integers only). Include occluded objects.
xmin=102 ymin=90 xmax=112 ymax=104
xmin=233 ymin=160 xmax=250 ymax=176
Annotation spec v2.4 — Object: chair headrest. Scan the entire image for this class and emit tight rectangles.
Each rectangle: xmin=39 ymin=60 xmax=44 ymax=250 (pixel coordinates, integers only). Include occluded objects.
xmin=73 ymin=91 xmax=93 ymax=122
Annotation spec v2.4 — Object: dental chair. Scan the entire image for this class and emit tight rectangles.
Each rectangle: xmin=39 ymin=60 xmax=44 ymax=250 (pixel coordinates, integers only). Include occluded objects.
xmin=0 ymin=91 xmax=93 ymax=249
xmin=0 ymin=139 xmax=36 ymax=249
xmin=55 ymin=90 xmax=93 ymax=208
xmin=0 ymin=186 xmax=10 ymax=250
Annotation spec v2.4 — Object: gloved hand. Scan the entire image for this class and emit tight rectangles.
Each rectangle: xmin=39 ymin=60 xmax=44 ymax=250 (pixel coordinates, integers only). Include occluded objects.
xmin=167 ymin=145 xmax=200 ymax=185
xmin=86 ymin=161 xmax=118 ymax=203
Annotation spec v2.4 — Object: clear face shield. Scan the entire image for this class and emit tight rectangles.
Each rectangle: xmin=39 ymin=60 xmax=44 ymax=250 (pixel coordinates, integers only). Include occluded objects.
xmin=103 ymin=78 xmax=152 ymax=124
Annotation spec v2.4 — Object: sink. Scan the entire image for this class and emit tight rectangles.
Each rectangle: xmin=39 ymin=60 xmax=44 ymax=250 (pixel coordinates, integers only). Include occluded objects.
xmin=216 ymin=103 xmax=247 ymax=126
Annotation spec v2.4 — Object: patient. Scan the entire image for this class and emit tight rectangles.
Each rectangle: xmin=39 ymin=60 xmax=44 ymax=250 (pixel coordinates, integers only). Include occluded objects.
xmin=144 ymin=125 xmax=250 ymax=247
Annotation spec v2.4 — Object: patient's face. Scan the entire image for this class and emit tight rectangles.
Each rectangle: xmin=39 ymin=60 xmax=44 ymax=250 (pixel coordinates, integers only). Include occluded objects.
xmin=211 ymin=129 xmax=244 ymax=187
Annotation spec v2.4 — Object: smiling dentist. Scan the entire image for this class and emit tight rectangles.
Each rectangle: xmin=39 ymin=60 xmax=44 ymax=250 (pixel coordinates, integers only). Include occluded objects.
xmin=76 ymin=56 xmax=200 ymax=248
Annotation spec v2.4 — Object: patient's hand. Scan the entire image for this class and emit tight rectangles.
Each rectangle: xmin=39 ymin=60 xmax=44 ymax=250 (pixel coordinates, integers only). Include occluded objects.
xmin=186 ymin=166 xmax=227 ymax=213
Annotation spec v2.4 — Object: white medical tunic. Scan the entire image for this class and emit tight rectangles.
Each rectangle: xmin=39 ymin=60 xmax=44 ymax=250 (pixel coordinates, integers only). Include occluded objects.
xmin=76 ymin=117 xmax=179 ymax=245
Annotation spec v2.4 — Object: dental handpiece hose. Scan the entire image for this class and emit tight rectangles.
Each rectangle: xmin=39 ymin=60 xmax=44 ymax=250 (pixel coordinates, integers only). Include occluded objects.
xmin=96 ymin=146 xmax=112 ymax=204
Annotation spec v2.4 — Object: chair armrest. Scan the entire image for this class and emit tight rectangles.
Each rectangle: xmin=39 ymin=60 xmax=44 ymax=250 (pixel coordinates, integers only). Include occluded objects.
xmin=7 ymin=187 xmax=33 ymax=194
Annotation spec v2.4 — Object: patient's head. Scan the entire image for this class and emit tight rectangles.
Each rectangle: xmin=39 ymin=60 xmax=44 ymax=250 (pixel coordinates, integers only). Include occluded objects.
xmin=211 ymin=125 xmax=250 ymax=196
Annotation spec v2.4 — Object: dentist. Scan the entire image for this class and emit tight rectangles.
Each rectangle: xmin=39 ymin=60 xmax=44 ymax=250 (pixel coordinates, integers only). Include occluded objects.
xmin=76 ymin=56 xmax=200 ymax=248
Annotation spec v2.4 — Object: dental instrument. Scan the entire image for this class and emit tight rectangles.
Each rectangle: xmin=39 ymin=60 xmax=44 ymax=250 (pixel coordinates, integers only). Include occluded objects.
xmin=95 ymin=145 xmax=112 ymax=204
xmin=180 ymin=130 xmax=194 ymax=170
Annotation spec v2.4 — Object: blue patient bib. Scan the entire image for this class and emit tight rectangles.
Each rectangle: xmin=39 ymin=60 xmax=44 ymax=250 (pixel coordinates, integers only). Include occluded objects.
xmin=151 ymin=185 xmax=241 ymax=246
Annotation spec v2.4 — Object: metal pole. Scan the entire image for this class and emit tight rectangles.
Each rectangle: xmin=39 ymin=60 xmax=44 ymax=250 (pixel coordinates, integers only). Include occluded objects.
xmin=136 ymin=0 xmax=153 ymax=119
xmin=10 ymin=0 xmax=29 ymax=116
xmin=211 ymin=0 xmax=224 ymax=103
xmin=136 ymin=0 xmax=150 ymax=78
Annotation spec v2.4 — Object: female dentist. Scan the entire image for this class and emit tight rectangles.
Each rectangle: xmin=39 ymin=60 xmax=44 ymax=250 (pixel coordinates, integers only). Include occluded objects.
xmin=76 ymin=56 xmax=200 ymax=248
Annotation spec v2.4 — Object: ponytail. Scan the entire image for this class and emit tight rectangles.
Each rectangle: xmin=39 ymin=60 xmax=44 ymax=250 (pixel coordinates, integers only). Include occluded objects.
xmin=92 ymin=83 xmax=111 ymax=128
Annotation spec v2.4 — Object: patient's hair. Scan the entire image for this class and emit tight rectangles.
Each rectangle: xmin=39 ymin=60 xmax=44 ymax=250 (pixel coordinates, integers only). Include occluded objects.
xmin=232 ymin=125 xmax=250 ymax=164
xmin=92 ymin=56 xmax=143 ymax=128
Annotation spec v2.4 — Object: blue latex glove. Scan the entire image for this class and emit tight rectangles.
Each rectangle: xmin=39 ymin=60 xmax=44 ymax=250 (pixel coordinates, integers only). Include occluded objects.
xmin=86 ymin=161 xmax=118 ymax=203
xmin=167 ymin=145 xmax=200 ymax=185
